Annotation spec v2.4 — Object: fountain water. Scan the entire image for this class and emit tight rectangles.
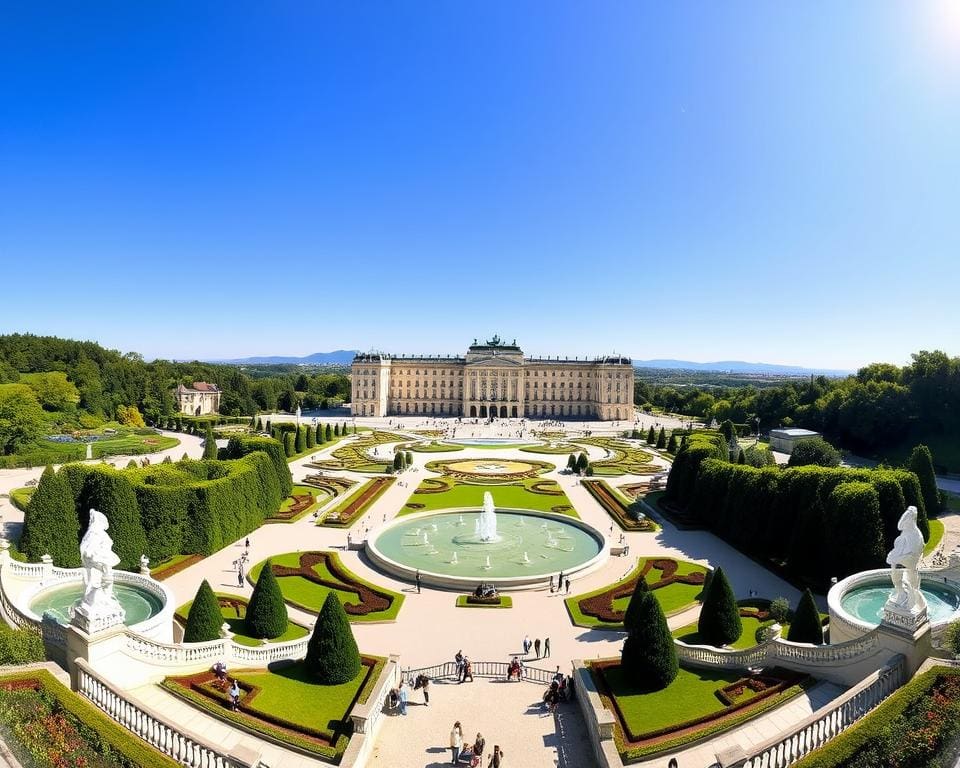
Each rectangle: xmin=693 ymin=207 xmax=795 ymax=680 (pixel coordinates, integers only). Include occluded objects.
xmin=475 ymin=491 xmax=498 ymax=542
xmin=421 ymin=532 xmax=429 ymax=546
xmin=482 ymin=555 xmax=492 ymax=570
xmin=522 ymin=552 xmax=530 ymax=564
xmin=451 ymin=552 xmax=458 ymax=565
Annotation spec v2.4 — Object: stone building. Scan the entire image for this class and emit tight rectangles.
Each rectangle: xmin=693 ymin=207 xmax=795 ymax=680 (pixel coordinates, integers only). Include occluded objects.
xmin=174 ymin=382 xmax=221 ymax=416
xmin=351 ymin=336 xmax=633 ymax=420
xmin=769 ymin=427 xmax=821 ymax=453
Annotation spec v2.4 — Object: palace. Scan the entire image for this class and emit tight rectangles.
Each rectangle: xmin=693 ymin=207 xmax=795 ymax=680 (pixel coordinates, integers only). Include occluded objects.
xmin=351 ymin=336 xmax=634 ymax=420
xmin=173 ymin=381 xmax=221 ymax=416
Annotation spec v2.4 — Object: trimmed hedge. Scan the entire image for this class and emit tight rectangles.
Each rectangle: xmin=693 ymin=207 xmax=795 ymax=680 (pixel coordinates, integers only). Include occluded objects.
xmin=184 ymin=580 xmax=223 ymax=643
xmin=788 ymin=589 xmax=823 ymax=644
xmin=245 ymin=562 xmax=288 ymax=640
xmin=19 ymin=465 xmax=81 ymax=567
xmin=620 ymin=584 xmax=677 ymax=690
xmin=697 ymin=567 xmax=742 ymax=647
xmin=307 ymin=592 xmax=361 ymax=684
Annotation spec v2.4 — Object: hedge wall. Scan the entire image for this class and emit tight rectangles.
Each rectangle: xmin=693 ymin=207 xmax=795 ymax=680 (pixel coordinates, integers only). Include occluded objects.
xmin=21 ymin=447 xmax=287 ymax=567
xmin=220 ymin=436 xmax=293 ymax=496
xmin=667 ymin=450 xmax=930 ymax=587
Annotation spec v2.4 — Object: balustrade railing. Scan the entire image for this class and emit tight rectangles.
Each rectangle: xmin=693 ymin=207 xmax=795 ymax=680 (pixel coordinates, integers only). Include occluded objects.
xmin=75 ymin=658 xmax=248 ymax=768
xmin=741 ymin=656 xmax=905 ymax=768
xmin=403 ymin=660 xmax=557 ymax=685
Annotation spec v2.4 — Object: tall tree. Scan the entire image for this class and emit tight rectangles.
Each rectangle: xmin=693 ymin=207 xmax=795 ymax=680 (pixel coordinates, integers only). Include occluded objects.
xmin=646 ymin=426 xmax=656 ymax=444
xmin=908 ymin=444 xmax=943 ymax=515
xmin=656 ymin=427 xmax=666 ymax=449
xmin=620 ymin=582 xmax=678 ymax=690
xmin=183 ymin=580 xmax=223 ymax=643
xmin=697 ymin=567 xmax=742 ymax=646
xmin=306 ymin=592 xmax=361 ymax=684
xmin=245 ymin=562 xmax=288 ymax=639
xmin=19 ymin=466 xmax=81 ymax=566
xmin=202 ymin=428 xmax=218 ymax=459
xmin=0 ymin=384 xmax=45 ymax=455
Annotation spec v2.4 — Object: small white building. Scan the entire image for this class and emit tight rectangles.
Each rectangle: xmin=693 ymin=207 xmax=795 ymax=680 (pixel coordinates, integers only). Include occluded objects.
xmin=769 ymin=427 xmax=821 ymax=454
xmin=174 ymin=382 xmax=221 ymax=416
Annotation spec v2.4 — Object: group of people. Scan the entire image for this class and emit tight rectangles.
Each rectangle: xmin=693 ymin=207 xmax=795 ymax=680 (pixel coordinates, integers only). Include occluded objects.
xmin=212 ymin=661 xmax=242 ymax=711
xmin=521 ymin=634 xmax=550 ymax=659
xmin=542 ymin=668 xmax=570 ymax=713
xmin=454 ymin=650 xmax=475 ymax=682
xmin=233 ymin=538 xmax=251 ymax=586
xmin=548 ymin=572 xmax=571 ymax=595
xmin=449 ymin=722 xmax=504 ymax=767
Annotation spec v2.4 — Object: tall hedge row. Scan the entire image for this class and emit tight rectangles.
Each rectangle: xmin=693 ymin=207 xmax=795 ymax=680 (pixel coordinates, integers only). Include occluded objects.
xmin=663 ymin=432 xmax=727 ymax=510
xmin=221 ymin=436 xmax=293 ymax=496
xmin=668 ymin=448 xmax=929 ymax=586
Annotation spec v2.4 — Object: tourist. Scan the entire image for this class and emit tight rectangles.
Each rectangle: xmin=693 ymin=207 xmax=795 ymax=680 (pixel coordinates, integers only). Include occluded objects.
xmin=543 ymin=637 xmax=550 ymax=658
xmin=557 ymin=571 xmax=564 ymax=591
xmin=398 ymin=681 xmax=408 ymax=715
xmin=472 ymin=733 xmax=486 ymax=767
xmin=415 ymin=673 xmax=430 ymax=705
xmin=549 ymin=575 xmax=554 ymax=593
xmin=522 ymin=635 xmax=531 ymax=656
xmin=450 ymin=721 xmax=464 ymax=764
xmin=462 ymin=658 xmax=474 ymax=682
xmin=455 ymin=650 xmax=465 ymax=679
xmin=416 ymin=570 xmax=422 ymax=594
xmin=237 ymin=567 xmax=244 ymax=587
xmin=229 ymin=679 xmax=241 ymax=711
xmin=245 ymin=537 xmax=250 ymax=549
xmin=488 ymin=745 xmax=505 ymax=767
xmin=534 ymin=638 xmax=541 ymax=658
xmin=565 ymin=578 xmax=571 ymax=595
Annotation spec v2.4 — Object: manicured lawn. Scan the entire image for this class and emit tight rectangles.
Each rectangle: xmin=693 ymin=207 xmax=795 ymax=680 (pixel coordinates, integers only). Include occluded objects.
xmin=0 ymin=430 xmax=181 ymax=468
xmin=673 ymin=615 xmax=771 ymax=650
xmin=9 ymin=487 xmax=34 ymax=511
xmin=567 ymin=558 xmax=708 ymax=628
xmin=571 ymin=437 xmax=660 ymax=476
xmin=402 ymin=477 xmax=576 ymax=516
xmin=175 ymin=593 xmax=308 ymax=647
xmin=604 ymin=665 xmax=747 ymax=734
xmin=270 ymin=485 xmax=331 ymax=523
xmin=248 ymin=551 xmax=403 ymax=621
xmin=925 ymin=517 xmax=946 ymax=556
xmin=405 ymin=441 xmax=464 ymax=453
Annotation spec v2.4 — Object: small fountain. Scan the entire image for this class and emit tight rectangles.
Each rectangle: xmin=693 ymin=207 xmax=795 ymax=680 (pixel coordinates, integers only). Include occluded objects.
xmin=450 ymin=552 xmax=458 ymax=565
xmin=457 ymin=514 xmax=465 ymax=526
xmin=522 ymin=552 xmax=530 ymax=565
xmin=421 ymin=532 xmax=429 ymax=546
xmin=475 ymin=492 xmax=498 ymax=542
xmin=482 ymin=555 xmax=492 ymax=570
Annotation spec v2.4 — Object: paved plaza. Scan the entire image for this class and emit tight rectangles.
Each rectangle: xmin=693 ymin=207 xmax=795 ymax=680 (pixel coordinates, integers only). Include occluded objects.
xmin=1 ymin=415 xmax=957 ymax=766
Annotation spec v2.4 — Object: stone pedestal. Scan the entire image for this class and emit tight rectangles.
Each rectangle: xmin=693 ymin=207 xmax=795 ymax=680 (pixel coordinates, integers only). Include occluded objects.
xmin=71 ymin=595 xmax=126 ymax=635
xmin=65 ymin=623 xmax=128 ymax=691
xmin=879 ymin=611 xmax=932 ymax=679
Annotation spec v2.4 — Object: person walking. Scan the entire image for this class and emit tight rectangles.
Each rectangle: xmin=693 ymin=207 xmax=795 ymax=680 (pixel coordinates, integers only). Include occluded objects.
xmin=450 ymin=721 xmax=464 ymax=764
xmin=488 ymin=744 xmax=505 ymax=767
xmin=543 ymin=637 xmax=551 ymax=658
xmin=237 ymin=567 xmax=244 ymax=587
xmin=398 ymin=681 xmax=408 ymax=715
xmin=565 ymin=578 xmax=571 ymax=595
xmin=416 ymin=570 xmax=422 ymax=594
xmin=522 ymin=635 xmax=531 ymax=656
xmin=534 ymin=638 xmax=541 ymax=658
xmin=472 ymin=733 xmax=486 ymax=767
xmin=245 ymin=537 xmax=250 ymax=549
xmin=549 ymin=575 xmax=555 ymax=593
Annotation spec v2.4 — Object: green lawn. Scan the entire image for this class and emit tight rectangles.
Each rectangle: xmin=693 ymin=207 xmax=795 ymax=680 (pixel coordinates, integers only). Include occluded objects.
xmin=271 ymin=485 xmax=331 ymax=523
xmin=673 ymin=615 xmax=772 ymax=650
xmin=0 ymin=430 xmax=181 ymax=468
xmin=401 ymin=477 xmax=576 ymax=516
xmin=150 ymin=554 xmax=198 ymax=578
xmin=925 ymin=517 xmax=946 ymax=556
xmin=571 ymin=437 xmax=660 ymax=475
xmin=248 ymin=552 xmax=403 ymax=621
xmin=175 ymin=594 xmax=309 ymax=647
xmin=9 ymin=487 xmax=34 ymax=512
xmin=566 ymin=558 xmax=708 ymax=628
xmin=405 ymin=442 xmax=464 ymax=453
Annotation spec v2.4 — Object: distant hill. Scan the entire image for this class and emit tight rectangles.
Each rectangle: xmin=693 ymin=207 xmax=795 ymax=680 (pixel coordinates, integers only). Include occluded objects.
xmin=633 ymin=359 xmax=851 ymax=377
xmin=214 ymin=350 xmax=359 ymax=365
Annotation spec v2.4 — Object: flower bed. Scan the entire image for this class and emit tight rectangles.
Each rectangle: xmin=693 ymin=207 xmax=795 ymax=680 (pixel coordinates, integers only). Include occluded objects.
xmin=306 ymin=431 xmax=406 ymax=473
xmin=320 ymin=476 xmax=395 ymax=528
xmin=590 ymin=660 xmax=811 ymax=761
xmin=268 ymin=491 xmax=316 ymax=523
xmin=456 ymin=595 xmax=513 ymax=608
xmin=250 ymin=551 xmax=404 ymax=620
xmin=0 ymin=670 xmax=178 ymax=768
xmin=571 ymin=437 xmax=660 ymax=475
xmin=528 ymin=480 xmax=564 ymax=496
xmin=302 ymin=474 xmax=356 ymax=497
xmin=424 ymin=457 xmax=554 ymax=483
xmin=582 ymin=480 xmax=658 ymax=531
xmin=567 ymin=558 xmax=707 ymax=627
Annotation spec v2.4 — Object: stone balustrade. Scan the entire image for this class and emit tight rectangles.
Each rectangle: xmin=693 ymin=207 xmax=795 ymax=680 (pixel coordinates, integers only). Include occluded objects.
xmin=741 ymin=656 xmax=905 ymax=767
xmin=75 ymin=658 xmax=256 ymax=768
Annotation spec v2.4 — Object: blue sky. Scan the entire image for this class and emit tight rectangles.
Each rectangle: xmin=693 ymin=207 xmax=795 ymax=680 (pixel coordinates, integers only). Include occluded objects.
xmin=1 ymin=2 xmax=958 ymax=369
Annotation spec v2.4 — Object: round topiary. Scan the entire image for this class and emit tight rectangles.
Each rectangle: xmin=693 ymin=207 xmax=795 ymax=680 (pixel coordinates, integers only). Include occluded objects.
xmin=787 ymin=588 xmax=823 ymax=645
xmin=306 ymin=592 xmax=361 ymax=684
xmin=697 ymin=567 xmax=742 ymax=647
xmin=184 ymin=580 xmax=223 ymax=643
xmin=245 ymin=561 xmax=288 ymax=639
xmin=620 ymin=587 xmax=678 ymax=691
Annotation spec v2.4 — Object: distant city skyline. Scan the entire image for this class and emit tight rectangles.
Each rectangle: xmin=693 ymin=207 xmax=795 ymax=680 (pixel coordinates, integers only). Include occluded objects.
xmin=2 ymin=3 xmax=958 ymax=371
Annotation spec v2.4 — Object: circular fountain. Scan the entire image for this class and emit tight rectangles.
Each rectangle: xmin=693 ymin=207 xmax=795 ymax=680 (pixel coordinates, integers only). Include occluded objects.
xmin=367 ymin=491 xmax=607 ymax=590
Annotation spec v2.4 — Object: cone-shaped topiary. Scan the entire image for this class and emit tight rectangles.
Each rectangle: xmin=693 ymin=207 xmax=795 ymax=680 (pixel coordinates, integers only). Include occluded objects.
xmin=908 ymin=444 xmax=942 ymax=519
xmin=667 ymin=433 xmax=678 ymax=454
xmin=306 ymin=425 xmax=315 ymax=449
xmin=620 ymin=586 xmax=678 ymax=690
xmin=622 ymin=578 xmax=650 ymax=633
xmin=245 ymin=561 xmax=288 ymax=639
xmin=567 ymin=454 xmax=577 ymax=470
xmin=20 ymin=466 xmax=81 ymax=567
xmin=697 ymin=567 xmax=742 ymax=646
xmin=575 ymin=453 xmax=589 ymax=473
xmin=306 ymin=592 xmax=361 ymax=684
xmin=184 ymin=580 xmax=223 ymax=643
xmin=203 ymin=428 xmax=218 ymax=459
xmin=283 ymin=431 xmax=295 ymax=457
xmin=646 ymin=426 xmax=656 ymax=444
xmin=325 ymin=423 xmax=333 ymax=442
xmin=656 ymin=427 xmax=666 ymax=449
xmin=787 ymin=588 xmax=823 ymax=644
xmin=295 ymin=426 xmax=306 ymax=453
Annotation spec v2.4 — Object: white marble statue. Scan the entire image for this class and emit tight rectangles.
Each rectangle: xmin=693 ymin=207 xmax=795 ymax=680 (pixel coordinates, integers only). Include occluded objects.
xmin=886 ymin=505 xmax=927 ymax=613
xmin=79 ymin=509 xmax=121 ymax=608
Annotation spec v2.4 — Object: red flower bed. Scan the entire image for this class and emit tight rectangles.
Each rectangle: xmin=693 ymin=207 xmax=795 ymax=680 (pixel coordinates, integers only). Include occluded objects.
xmin=577 ymin=559 xmax=705 ymax=624
xmin=321 ymin=476 xmax=394 ymax=527
xmin=271 ymin=552 xmax=394 ymax=616
xmin=582 ymin=480 xmax=655 ymax=531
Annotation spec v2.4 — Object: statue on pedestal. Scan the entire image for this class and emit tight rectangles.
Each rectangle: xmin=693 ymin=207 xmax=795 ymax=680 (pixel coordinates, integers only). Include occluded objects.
xmin=883 ymin=506 xmax=929 ymax=632
xmin=72 ymin=509 xmax=125 ymax=632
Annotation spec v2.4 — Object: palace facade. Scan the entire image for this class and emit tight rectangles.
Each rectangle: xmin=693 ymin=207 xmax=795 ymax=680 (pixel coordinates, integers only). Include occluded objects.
xmin=174 ymin=382 xmax=221 ymax=416
xmin=351 ymin=337 xmax=633 ymax=420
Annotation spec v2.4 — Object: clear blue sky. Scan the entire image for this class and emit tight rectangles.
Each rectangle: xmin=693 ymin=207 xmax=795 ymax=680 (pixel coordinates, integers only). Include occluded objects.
xmin=2 ymin=2 xmax=958 ymax=370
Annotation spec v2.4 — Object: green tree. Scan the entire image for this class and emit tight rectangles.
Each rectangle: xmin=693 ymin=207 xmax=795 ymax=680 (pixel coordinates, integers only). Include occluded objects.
xmin=405 ymin=451 xmax=413 ymax=468
xmin=393 ymin=452 xmax=403 ymax=471
xmin=295 ymin=425 xmax=306 ymax=454
xmin=622 ymin=578 xmax=649 ymax=632
xmin=19 ymin=466 xmax=81 ymax=566
xmin=256 ymin=417 xmax=263 ymax=431
xmin=325 ymin=423 xmax=333 ymax=442
xmin=306 ymin=592 xmax=361 ymax=684
xmin=567 ymin=453 xmax=577 ymax=471
xmin=183 ymin=580 xmax=223 ymax=643
xmin=0 ymin=384 xmax=46 ymax=455
xmin=666 ymin=433 xmax=678 ymax=454
xmin=787 ymin=589 xmax=823 ymax=644
xmin=737 ymin=448 xmax=746 ymax=464
xmin=306 ymin=424 xmax=316 ymax=449
xmin=656 ymin=427 xmax=666 ymax=449
xmin=315 ymin=423 xmax=323 ymax=444
xmin=202 ymin=428 xmax=218 ymax=459
xmin=697 ymin=567 xmax=742 ymax=646
xmin=719 ymin=419 xmax=736 ymax=444
xmin=575 ymin=452 xmax=589 ymax=474
xmin=743 ymin=445 xmax=775 ymax=467
xmin=116 ymin=404 xmax=146 ymax=428
xmin=908 ymin=444 xmax=943 ymax=515
xmin=788 ymin=437 xmax=841 ymax=468
xmin=646 ymin=426 xmax=656 ymax=444
xmin=18 ymin=372 xmax=80 ymax=411
xmin=282 ymin=431 xmax=295 ymax=457
xmin=620 ymin=582 xmax=678 ymax=690
xmin=81 ymin=468 xmax=148 ymax=571
xmin=334 ymin=423 xmax=340 ymax=437
xmin=245 ymin=561 xmax=288 ymax=639
xmin=825 ymin=481 xmax=884 ymax=575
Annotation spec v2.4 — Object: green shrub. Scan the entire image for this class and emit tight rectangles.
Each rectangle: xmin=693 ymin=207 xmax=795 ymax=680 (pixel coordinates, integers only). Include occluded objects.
xmin=744 ymin=444 xmax=775 ymax=467
xmin=0 ymin=624 xmax=45 ymax=665
xmin=826 ymin=482 xmax=884 ymax=575
xmin=202 ymin=428 xmax=217 ymax=460
xmin=576 ymin=452 xmax=589 ymax=474
xmin=769 ymin=597 xmax=790 ymax=624
xmin=620 ymin=583 xmax=677 ymax=690
xmin=222 ymin=436 xmax=292 ymax=495
xmin=183 ymin=580 xmax=222 ymax=643
xmin=80 ymin=467 xmax=149 ymax=571
xmin=325 ymin=423 xmax=333 ymax=442
xmin=788 ymin=438 xmax=841 ymax=468
xmin=405 ymin=450 xmax=413 ymax=467
xmin=646 ymin=426 xmax=656 ymax=444
xmin=622 ymin=579 xmax=649 ymax=634
xmin=334 ymin=423 xmax=340 ymax=437
xmin=788 ymin=589 xmax=823 ymax=644
xmin=393 ymin=452 xmax=403 ymax=471
xmin=567 ymin=453 xmax=577 ymax=471
xmin=908 ymin=444 xmax=943 ymax=516
xmin=283 ymin=431 xmax=295 ymax=457
xmin=306 ymin=592 xmax=361 ymax=684
xmin=295 ymin=425 xmax=307 ymax=453
xmin=666 ymin=433 xmax=678 ymax=453
xmin=697 ymin=567 xmax=742 ymax=646
xmin=19 ymin=465 xmax=81 ymax=567
xmin=306 ymin=424 xmax=315 ymax=449
xmin=656 ymin=427 xmax=666 ymax=449
xmin=245 ymin=561 xmax=288 ymax=639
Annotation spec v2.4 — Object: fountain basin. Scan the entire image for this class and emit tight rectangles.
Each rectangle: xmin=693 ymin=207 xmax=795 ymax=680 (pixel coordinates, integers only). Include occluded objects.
xmin=447 ymin=438 xmax=538 ymax=447
xmin=367 ymin=508 xmax=607 ymax=591
xmin=828 ymin=568 xmax=960 ymax=643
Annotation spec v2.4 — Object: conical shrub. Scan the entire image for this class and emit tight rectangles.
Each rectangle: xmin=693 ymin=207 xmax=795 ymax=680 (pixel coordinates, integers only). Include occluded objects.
xmin=20 ymin=466 xmax=81 ymax=567
xmin=622 ymin=579 xmax=650 ymax=633
xmin=184 ymin=580 xmax=222 ymax=643
xmin=697 ymin=567 xmax=742 ymax=646
xmin=787 ymin=589 xmax=824 ymax=645
xmin=306 ymin=592 xmax=361 ymax=684
xmin=246 ymin=561 xmax=288 ymax=639
xmin=620 ymin=587 xmax=678 ymax=690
